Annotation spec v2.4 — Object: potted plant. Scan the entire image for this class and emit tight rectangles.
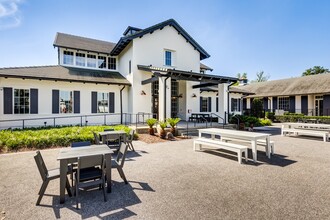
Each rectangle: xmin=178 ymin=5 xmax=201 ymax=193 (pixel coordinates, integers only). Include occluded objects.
xmin=167 ymin=118 xmax=181 ymax=135
xmin=158 ymin=120 xmax=167 ymax=139
xmin=146 ymin=118 xmax=157 ymax=135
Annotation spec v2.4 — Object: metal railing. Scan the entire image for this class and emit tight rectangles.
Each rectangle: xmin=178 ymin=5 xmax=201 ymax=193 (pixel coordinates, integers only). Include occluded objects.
xmin=210 ymin=113 xmax=225 ymax=128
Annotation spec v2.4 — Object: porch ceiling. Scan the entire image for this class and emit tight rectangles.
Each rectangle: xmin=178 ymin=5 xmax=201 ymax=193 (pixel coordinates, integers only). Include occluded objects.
xmin=138 ymin=65 xmax=238 ymax=85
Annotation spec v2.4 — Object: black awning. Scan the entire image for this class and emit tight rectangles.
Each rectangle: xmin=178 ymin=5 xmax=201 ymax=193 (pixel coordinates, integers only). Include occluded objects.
xmin=138 ymin=65 xmax=238 ymax=85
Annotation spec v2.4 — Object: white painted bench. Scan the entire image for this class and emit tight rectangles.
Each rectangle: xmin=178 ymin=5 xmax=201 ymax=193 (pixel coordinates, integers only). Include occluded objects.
xmin=220 ymin=137 xmax=274 ymax=157
xmin=194 ymin=138 xmax=248 ymax=164
xmin=282 ymin=128 xmax=329 ymax=142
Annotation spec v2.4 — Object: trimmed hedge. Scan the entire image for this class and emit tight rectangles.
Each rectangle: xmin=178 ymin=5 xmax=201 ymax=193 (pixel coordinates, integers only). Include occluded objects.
xmin=0 ymin=125 xmax=132 ymax=152
xmin=229 ymin=115 xmax=272 ymax=127
xmin=274 ymin=115 xmax=330 ymax=123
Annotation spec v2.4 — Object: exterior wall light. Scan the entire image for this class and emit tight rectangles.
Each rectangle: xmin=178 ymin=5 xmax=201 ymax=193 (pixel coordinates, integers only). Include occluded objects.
xmin=192 ymin=93 xmax=197 ymax=98
xmin=141 ymin=90 xmax=146 ymax=95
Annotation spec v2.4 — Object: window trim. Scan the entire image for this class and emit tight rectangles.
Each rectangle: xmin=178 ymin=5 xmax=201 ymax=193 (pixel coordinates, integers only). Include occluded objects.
xmin=278 ymin=96 xmax=290 ymax=111
xmin=164 ymin=49 xmax=175 ymax=67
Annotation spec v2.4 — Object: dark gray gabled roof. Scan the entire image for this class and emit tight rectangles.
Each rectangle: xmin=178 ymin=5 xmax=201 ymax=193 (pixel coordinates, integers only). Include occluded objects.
xmin=53 ymin=33 xmax=116 ymax=55
xmin=111 ymin=19 xmax=210 ymax=60
xmin=0 ymin=65 xmax=131 ymax=86
xmin=239 ymin=73 xmax=330 ymax=97
xmin=123 ymin=26 xmax=142 ymax=36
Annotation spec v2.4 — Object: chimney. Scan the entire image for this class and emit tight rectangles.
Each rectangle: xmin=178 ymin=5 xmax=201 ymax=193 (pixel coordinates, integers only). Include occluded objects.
xmin=239 ymin=77 xmax=248 ymax=85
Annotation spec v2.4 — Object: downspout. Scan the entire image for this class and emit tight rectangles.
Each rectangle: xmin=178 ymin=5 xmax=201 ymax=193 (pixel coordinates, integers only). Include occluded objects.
xmin=120 ymin=85 xmax=125 ymax=124
xmin=164 ymin=76 xmax=170 ymax=120
xmin=227 ymin=82 xmax=236 ymax=124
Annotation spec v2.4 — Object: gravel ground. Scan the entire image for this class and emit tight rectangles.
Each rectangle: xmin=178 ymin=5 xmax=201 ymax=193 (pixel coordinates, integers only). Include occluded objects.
xmin=1 ymin=128 xmax=330 ymax=219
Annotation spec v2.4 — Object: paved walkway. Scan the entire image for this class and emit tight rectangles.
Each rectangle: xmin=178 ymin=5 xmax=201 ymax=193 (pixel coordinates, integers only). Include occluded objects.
xmin=1 ymin=130 xmax=330 ymax=219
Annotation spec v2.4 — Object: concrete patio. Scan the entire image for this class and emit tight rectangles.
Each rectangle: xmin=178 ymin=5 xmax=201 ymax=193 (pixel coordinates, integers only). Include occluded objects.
xmin=1 ymin=127 xmax=330 ymax=219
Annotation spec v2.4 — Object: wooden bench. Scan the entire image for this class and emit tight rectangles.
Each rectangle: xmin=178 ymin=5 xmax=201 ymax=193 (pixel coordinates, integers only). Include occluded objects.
xmin=282 ymin=128 xmax=329 ymax=142
xmin=194 ymin=138 xmax=248 ymax=164
xmin=221 ymin=137 xmax=274 ymax=157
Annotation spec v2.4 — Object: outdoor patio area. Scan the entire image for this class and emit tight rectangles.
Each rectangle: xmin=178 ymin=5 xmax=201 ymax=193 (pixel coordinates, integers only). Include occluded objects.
xmin=1 ymin=127 xmax=330 ymax=219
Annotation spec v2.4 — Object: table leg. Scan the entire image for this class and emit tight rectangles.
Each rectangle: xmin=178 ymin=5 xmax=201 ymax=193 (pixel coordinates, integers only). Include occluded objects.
xmin=252 ymin=140 xmax=257 ymax=163
xmin=59 ymin=159 xmax=68 ymax=204
xmin=266 ymin=137 xmax=271 ymax=158
xmin=105 ymin=154 xmax=112 ymax=193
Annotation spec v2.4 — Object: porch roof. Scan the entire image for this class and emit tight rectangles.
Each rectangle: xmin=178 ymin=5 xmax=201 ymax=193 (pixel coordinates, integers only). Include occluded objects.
xmin=138 ymin=65 xmax=238 ymax=84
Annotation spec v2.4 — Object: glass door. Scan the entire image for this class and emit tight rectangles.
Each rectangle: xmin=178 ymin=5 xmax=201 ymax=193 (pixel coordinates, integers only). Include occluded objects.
xmin=315 ymin=96 xmax=323 ymax=116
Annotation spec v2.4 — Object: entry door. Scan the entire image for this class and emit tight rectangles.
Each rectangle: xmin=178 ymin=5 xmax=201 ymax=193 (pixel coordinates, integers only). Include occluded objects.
xmin=315 ymin=96 xmax=323 ymax=116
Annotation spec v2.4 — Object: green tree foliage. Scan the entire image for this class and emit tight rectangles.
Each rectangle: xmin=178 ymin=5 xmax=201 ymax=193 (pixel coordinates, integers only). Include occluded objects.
xmin=302 ymin=66 xmax=329 ymax=76
xmin=233 ymin=72 xmax=248 ymax=86
xmin=251 ymin=98 xmax=264 ymax=118
xmin=251 ymin=71 xmax=270 ymax=83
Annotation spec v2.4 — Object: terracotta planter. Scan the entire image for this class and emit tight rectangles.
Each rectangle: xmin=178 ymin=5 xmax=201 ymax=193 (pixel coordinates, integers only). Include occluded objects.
xmin=160 ymin=129 xmax=166 ymax=139
xmin=148 ymin=127 xmax=155 ymax=135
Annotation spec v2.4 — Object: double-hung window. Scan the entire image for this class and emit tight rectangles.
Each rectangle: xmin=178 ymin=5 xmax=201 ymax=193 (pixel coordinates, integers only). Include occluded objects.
xmin=108 ymin=57 xmax=116 ymax=70
xmin=97 ymin=92 xmax=109 ymax=113
xmin=14 ymin=89 xmax=29 ymax=114
xmin=59 ymin=91 xmax=73 ymax=114
xmin=76 ymin=53 xmax=85 ymax=66
xmin=98 ymin=56 xmax=107 ymax=69
xmin=165 ymin=50 xmax=172 ymax=66
xmin=278 ymin=97 xmax=290 ymax=111
xmin=87 ymin=54 xmax=96 ymax=68
xmin=231 ymin=98 xmax=240 ymax=112
xmin=201 ymin=97 xmax=209 ymax=112
xmin=63 ymin=51 xmax=74 ymax=65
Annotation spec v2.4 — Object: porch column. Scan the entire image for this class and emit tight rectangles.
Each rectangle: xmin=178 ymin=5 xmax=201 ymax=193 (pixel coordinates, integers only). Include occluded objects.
xmin=218 ymin=83 xmax=228 ymax=123
xmin=158 ymin=77 xmax=171 ymax=121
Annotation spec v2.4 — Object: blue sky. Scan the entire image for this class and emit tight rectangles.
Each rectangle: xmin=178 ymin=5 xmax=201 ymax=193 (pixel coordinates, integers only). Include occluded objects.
xmin=0 ymin=0 xmax=329 ymax=80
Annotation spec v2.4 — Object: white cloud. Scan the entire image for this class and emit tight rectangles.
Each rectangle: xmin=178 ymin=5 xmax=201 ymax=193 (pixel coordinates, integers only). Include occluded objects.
xmin=0 ymin=0 xmax=22 ymax=30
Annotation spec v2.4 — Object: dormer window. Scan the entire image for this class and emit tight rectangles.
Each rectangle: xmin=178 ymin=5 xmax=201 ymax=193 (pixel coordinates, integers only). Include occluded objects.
xmin=87 ymin=54 xmax=96 ymax=68
xmin=63 ymin=51 xmax=74 ymax=65
xmin=98 ymin=56 xmax=106 ymax=68
xmin=76 ymin=53 xmax=85 ymax=66
xmin=108 ymin=57 xmax=116 ymax=70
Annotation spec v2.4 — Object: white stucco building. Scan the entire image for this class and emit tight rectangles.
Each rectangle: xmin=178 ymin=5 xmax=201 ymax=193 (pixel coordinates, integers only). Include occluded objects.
xmin=0 ymin=19 xmax=238 ymax=129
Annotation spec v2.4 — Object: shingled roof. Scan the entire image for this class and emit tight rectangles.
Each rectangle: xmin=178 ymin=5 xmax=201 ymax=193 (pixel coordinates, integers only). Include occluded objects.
xmin=111 ymin=19 xmax=210 ymax=60
xmin=239 ymin=73 xmax=330 ymax=97
xmin=53 ymin=33 xmax=116 ymax=55
xmin=0 ymin=65 xmax=130 ymax=86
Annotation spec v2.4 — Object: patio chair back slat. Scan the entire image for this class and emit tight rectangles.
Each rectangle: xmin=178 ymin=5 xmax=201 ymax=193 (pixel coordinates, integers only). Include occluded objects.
xmin=34 ymin=151 xmax=48 ymax=181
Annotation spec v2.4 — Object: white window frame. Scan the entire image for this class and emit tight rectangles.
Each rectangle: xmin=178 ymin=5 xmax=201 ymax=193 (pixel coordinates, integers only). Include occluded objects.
xmin=164 ymin=49 xmax=175 ymax=67
xmin=97 ymin=92 xmax=109 ymax=113
xmin=278 ymin=96 xmax=290 ymax=111
xmin=14 ymin=88 xmax=30 ymax=114
xmin=59 ymin=90 xmax=73 ymax=114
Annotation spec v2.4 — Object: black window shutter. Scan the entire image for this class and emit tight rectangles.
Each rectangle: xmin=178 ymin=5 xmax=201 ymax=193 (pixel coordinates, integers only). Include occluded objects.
xmin=200 ymin=97 xmax=203 ymax=112
xmin=238 ymin=99 xmax=241 ymax=111
xmin=3 ymin=87 xmax=13 ymax=114
xmin=52 ymin=90 xmax=59 ymax=114
xmin=208 ymin=97 xmax=212 ymax=112
xmin=30 ymin=89 xmax=38 ymax=114
xmin=109 ymin=92 xmax=115 ymax=113
xmin=243 ymin=98 xmax=247 ymax=110
xmin=273 ymin=97 xmax=278 ymax=110
xmin=289 ymin=96 xmax=295 ymax=113
xmin=91 ymin=91 xmax=97 ymax=113
xmin=216 ymin=97 xmax=219 ymax=112
xmin=74 ymin=91 xmax=80 ymax=114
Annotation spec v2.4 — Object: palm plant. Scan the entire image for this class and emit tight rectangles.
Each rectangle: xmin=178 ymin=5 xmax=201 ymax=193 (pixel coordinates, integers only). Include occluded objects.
xmin=146 ymin=118 xmax=157 ymax=135
xmin=158 ymin=120 xmax=167 ymax=139
xmin=166 ymin=118 xmax=181 ymax=135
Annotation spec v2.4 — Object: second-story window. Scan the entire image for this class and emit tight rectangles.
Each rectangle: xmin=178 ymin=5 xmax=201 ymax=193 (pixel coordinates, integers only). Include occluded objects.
xmin=108 ymin=57 xmax=116 ymax=70
xmin=87 ymin=54 xmax=96 ymax=68
xmin=76 ymin=53 xmax=85 ymax=66
xmin=98 ymin=56 xmax=106 ymax=69
xmin=63 ymin=51 xmax=74 ymax=65
xmin=165 ymin=50 xmax=172 ymax=66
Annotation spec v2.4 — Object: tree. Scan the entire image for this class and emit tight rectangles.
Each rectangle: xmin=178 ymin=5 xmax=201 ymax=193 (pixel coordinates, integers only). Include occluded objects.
xmin=233 ymin=72 xmax=248 ymax=86
xmin=251 ymin=71 xmax=270 ymax=83
xmin=251 ymin=98 xmax=263 ymax=118
xmin=302 ymin=66 xmax=329 ymax=76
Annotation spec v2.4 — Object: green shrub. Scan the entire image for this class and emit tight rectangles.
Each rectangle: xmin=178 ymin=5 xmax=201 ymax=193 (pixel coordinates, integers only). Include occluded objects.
xmin=158 ymin=121 xmax=167 ymax=130
xmin=260 ymin=119 xmax=272 ymax=126
xmin=0 ymin=125 xmax=131 ymax=152
xmin=251 ymin=98 xmax=263 ymax=118
xmin=275 ymin=115 xmax=330 ymax=123
xmin=166 ymin=118 xmax=181 ymax=128
xmin=265 ymin=112 xmax=275 ymax=121
xmin=146 ymin=118 xmax=157 ymax=128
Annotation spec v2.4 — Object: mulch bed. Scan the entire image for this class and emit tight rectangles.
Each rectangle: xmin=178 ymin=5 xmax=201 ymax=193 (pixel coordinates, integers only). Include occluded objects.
xmin=137 ymin=133 xmax=189 ymax=144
